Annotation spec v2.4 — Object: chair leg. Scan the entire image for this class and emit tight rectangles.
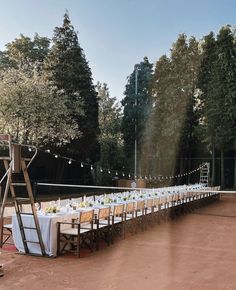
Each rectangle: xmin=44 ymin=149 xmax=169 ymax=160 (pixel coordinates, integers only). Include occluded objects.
xmin=77 ymin=233 xmax=80 ymax=258
xmin=90 ymin=230 xmax=94 ymax=252
xmin=57 ymin=223 xmax=61 ymax=256
xmin=96 ymin=227 xmax=99 ymax=251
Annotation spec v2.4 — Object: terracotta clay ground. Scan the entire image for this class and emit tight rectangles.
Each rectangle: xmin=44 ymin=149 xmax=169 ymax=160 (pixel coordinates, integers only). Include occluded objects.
xmin=1 ymin=196 xmax=236 ymax=290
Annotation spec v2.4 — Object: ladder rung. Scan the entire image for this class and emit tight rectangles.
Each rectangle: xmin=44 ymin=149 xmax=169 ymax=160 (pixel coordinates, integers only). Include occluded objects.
xmin=15 ymin=197 xmax=30 ymax=201
xmin=24 ymin=240 xmax=40 ymax=244
xmin=11 ymin=183 xmax=27 ymax=186
xmin=1 ymin=202 xmax=14 ymax=206
xmin=19 ymin=212 xmax=33 ymax=216
xmin=22 ymin=226 xmax=37 ymax=230
xmin=0 ymin=157 xmax=11 ymax=160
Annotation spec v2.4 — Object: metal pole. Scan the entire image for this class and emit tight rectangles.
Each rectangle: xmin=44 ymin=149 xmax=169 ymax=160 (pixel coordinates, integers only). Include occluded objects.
xmin=134 ymin=66 xmax=138 ymax=180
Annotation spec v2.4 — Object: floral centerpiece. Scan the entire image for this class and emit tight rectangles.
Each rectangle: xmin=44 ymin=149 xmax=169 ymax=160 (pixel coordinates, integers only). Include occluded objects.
xmin=78 ymin=201 xmax=93 ymax=208
xmin=45 ymin=205 xmax=59 ymax=214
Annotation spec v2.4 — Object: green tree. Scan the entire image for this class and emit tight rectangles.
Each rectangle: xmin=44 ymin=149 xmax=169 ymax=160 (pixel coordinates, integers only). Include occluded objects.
xmin=0 ymin=68 xmax=79 ymax=146
xmin=121 ymin=57 xmax=153 ymax=177
xmin=198 ymin=26 xmax=236 ymax=188
xmin=45 ymin=12 xmax=100 ymax=163
xmin=96 ymin=82 xmax=124 ymax=184
xmin=151 ymin=34 xmax=201 ymax=183
xmin=0 ymin=33 xmax=50 ymax=71
xmin=197 ymin=32 xmax=218 ymax=185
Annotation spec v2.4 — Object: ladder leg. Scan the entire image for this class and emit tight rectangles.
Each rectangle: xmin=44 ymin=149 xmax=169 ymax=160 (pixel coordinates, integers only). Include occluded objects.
xmin=21 ymin=160 xmax=46 ymax=256
xmin=0 ymin=163 xmax=11 ymax=248
xmin=4 ymin=162 xmax=29 ymax=253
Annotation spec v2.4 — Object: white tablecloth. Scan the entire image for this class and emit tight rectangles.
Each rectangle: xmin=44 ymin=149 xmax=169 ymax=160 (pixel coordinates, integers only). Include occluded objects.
xmin=12 ymin=212 xmax=77 ymax=257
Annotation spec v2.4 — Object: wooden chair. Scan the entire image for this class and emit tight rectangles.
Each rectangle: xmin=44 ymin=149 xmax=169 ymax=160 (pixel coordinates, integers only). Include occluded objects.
xmin=159 ymin=196 xmax=169 ymax=222
xmin=153 ymin=197 xmax=161 ymax=223
xmin=95 ymin=206 xmax=111 ymax=250
xmin=111 ymin=204 xmax=124 ymax=242
xmin=2 ymin=223 xmax=12 ymax=246
xmin=145 ymin=198 xmax=154 ymax=226
xmin=1 ymin=206 xmax=14 ymax=247
xmin=57 ymin=209 xmax=94 ymax=257
xmin=135 ymin=200 xmax=145 ymax=231
xmin=124 ymin=202 xmax=136 ymax=235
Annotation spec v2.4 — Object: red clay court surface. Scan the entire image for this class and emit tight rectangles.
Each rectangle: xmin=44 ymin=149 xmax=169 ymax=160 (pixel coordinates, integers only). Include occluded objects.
xmin=1 ymin=196 xmax=236 ymax=290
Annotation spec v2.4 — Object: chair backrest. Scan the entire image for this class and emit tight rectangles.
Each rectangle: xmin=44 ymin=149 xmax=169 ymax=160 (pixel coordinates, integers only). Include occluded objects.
xmin=79 ymin=210 xmax=94 ymax=223
xmin=3 ymin=206 xmax=15 ymax=217
xmin=160 ymin=196 xmax=167 ymax=205
xmin=179 ymin=193 xmax=184 ymax=200
xmin=146 ymin=199 xmax=153 ymax=208
xmin=153 ymin=197 xmax=160 ymax=207
xmin=98 ymin=207 xmax=110 ymax=219
xmin=172 ymin=194 xmax=178 ymax=202
xmin=113 ymin=204 xmax=124 ymax=216
xmin=136 ymin=200 xmax=145 ymax=211
xmin=126 ymin=202 xmax=135 ymax=213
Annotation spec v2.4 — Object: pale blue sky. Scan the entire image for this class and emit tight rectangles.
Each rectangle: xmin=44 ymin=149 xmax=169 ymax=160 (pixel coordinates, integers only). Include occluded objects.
xmin=0 ymin=0 xmax=235 ymax=100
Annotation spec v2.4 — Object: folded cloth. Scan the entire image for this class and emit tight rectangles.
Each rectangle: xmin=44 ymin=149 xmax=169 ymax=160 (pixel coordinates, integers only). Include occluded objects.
xmin=0 ymin=264 xmax=4 ymax=277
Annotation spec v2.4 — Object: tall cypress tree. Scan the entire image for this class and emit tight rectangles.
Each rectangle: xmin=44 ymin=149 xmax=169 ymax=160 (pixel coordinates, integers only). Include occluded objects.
xmin=96 ymin=82 xmax=124 ymax=184
xmin=151 ymin=34 xmax=201 ymax=183
xmin=197 ymin=32 xmax=218 ymax=185
xmin=46 ymin=12 xmax=100 ymax=163
xmin=121 ymin=57 xmax=153 ymax=176
xmin=198 ymin=26 xmax=236 ymax=188
xmin=213 ymin=26 xmax=236 ymax=188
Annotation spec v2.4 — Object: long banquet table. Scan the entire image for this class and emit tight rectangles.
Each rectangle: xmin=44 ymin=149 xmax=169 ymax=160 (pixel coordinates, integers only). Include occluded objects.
xmin=12 ymin=184 xmax=211 ymax=257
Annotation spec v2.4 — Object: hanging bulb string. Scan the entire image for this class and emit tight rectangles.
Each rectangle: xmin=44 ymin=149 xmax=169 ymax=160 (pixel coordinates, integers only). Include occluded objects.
xmin=27 ymin=145 xmax=207 ymax=181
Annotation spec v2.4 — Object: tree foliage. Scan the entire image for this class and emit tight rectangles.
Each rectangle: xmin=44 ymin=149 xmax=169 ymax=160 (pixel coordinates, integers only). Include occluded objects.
xmin=96 ymin=82 xmax=124 ymax=183
xmin=121 ymin=57 xmax=153 ymax=174
xmin=197 ymin=26 xmax=236 ymax=187
xmin=0 ymin=33 xmax=50 ymax=71
xmin=45 ymin=12 xmax=100 ymax=162
xmin=149 ymin=34 xmax=201 ymax=182
xmin=0 ymin=68 xmax=79 ymax=146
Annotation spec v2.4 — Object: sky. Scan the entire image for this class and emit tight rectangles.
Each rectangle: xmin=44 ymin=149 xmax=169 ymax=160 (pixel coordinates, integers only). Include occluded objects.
xmin=0 ymin=0 xmax=235 ymax=101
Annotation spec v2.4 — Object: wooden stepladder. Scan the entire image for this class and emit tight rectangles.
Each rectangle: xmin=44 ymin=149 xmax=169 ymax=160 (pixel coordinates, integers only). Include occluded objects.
xmin=0 ymin=134 xmax=46 ymax=256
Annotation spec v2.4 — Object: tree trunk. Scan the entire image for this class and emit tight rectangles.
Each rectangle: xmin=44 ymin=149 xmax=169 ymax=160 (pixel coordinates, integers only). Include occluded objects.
xmin=220 ymin=149 xmax=225 ymax=189
xmin=211 ymin=145 xmax=215 ymax=186
xmin=234 ymin=150 xmax=236 ymax=189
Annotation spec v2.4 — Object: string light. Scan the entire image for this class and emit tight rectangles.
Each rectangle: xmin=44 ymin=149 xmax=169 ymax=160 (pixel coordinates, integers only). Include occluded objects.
xmin=35 ymin=147 xmax=205 ymax=182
